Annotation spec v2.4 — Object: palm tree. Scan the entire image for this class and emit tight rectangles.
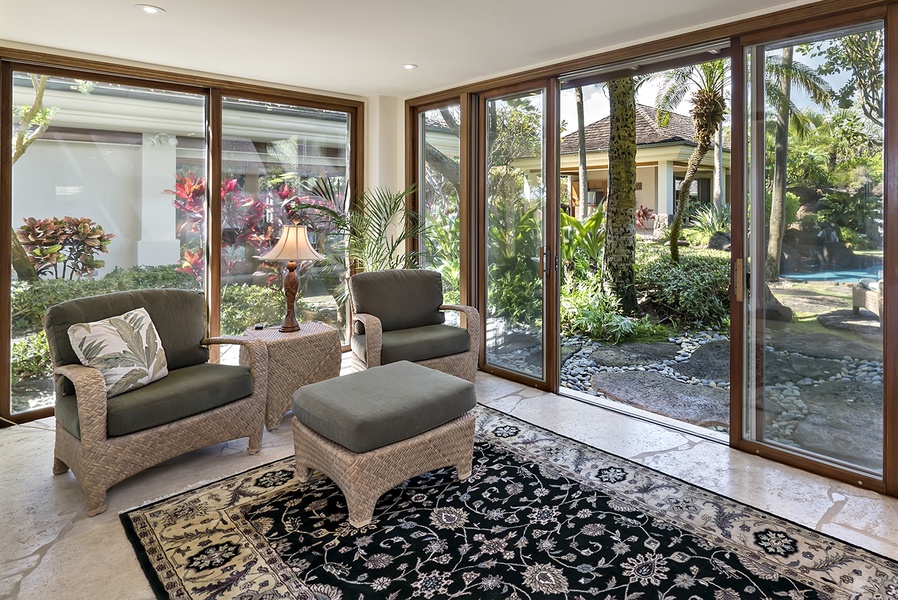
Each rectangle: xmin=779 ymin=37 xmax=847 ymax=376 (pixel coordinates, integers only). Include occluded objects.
xmin=602 ymin=77 xmax=638 ymax=313
xmin=653 ymin=59 xmax=728 ymax=263
xmin=764 ymin=47 xmax=831 ymax=281
xmin=575 ymin=86 xmax=589 ymax=221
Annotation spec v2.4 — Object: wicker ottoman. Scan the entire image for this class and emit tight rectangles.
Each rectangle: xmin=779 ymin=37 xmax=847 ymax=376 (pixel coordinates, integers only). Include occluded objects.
xmin=291 ymin=360 xmax=476 ymax=527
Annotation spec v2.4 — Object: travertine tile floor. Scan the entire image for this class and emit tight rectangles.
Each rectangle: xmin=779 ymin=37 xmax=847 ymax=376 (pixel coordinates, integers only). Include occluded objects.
xmin=2 ymin=369 xmax=897 ymax=599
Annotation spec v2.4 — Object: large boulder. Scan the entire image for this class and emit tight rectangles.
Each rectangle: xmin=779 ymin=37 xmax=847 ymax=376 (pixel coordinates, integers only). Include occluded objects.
xmin=765 ymin=284 xmax=793 ymax=322
xmin=822 ymin=241 xmax=856 ymax=268
xmin=708 ymin=231 xmax=731 ymax=251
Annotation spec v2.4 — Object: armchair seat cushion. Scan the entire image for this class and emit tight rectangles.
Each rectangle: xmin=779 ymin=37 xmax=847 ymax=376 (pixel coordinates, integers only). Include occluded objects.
xmin=55 ymin=363 xmax=253 ymax=439
xmin=351 ymin=324 xmax=470 ymax=365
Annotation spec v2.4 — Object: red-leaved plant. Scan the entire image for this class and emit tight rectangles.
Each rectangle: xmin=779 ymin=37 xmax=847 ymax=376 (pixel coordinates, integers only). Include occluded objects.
xmin=166 ymin=172 xmax=272 ymax=283
xmin=636 ymin=204 xmax=655 ymax=229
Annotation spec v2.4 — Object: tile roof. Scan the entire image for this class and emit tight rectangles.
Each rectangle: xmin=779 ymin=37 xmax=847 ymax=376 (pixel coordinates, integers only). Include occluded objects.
xmin=560 ymin=104 xmax=695 ymax=154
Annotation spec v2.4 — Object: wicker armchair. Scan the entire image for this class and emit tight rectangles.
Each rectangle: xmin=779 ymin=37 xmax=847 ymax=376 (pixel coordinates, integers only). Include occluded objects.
xmin=348 ymin=269 xmax=480 ymax=382
xmin=44 ymin=289 xmax=268 ymax=516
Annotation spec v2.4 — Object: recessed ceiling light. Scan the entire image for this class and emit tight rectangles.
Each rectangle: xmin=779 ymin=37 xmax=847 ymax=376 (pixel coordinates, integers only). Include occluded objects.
xmin=402 ymin=64 xmax=418 ymax=70
xmin=135 ymin=4 xmax=166 ymax=14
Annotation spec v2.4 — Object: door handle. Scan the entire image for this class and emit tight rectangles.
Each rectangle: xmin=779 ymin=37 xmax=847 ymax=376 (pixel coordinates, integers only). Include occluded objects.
xmin=734 ymin=258 xmax=744 ymax=302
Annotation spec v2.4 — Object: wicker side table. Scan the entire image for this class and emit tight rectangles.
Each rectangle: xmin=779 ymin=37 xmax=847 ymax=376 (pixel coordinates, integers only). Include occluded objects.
xmin=240 ymin=322 xmax=341 ymax=431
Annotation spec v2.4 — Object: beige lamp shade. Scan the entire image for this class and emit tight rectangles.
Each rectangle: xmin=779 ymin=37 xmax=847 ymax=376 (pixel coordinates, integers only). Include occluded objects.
xmin=258 ymin=225 xmax=324 ymax=262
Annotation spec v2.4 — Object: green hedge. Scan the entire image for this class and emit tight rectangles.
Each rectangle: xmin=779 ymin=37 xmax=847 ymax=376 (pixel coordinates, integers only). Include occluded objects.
xmin=11 ymin=330 xmax=52 ymax=385
xmin=12 ymin=266 xmax=197 ymax=335
xmin=220 ymin=284 xmax=293 ymax=336
xmin=634 ymin=245 xmax=730 ymax=327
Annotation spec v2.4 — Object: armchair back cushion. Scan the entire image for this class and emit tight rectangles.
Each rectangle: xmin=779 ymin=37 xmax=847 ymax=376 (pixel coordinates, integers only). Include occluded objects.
xmin=350 ymin=269 xmax=445 ymax=331
xmin=44 ymin=289 xmax=209 ymax=397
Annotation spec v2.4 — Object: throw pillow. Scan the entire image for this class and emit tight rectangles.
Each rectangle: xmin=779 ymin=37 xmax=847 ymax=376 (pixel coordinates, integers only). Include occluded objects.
xmin=67 ymin=307 xmax=169 ymax=398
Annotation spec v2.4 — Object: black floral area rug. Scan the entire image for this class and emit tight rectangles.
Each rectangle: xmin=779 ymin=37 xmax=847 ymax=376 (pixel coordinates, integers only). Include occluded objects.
xmin=121 ymin=406 xmax=898 ymax=599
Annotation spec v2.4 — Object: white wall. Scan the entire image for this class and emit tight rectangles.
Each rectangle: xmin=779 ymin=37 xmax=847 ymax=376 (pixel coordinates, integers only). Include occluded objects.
xmin=364 ymin=95 xmax=405 ymax=192
xmin=13 ymin=140 xmax=143 ymax=275
xmin=636 ymin=166 xmax=657 ymax=214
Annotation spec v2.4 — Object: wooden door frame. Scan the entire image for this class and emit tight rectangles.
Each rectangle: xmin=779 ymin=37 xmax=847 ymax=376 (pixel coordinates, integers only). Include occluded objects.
xmin=475 ymin=78 xmax=559 ymax=391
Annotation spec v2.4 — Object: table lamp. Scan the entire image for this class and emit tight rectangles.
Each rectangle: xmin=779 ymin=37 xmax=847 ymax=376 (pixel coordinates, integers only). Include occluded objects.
xmin=258 ymin=224 xmax=324 ymax=332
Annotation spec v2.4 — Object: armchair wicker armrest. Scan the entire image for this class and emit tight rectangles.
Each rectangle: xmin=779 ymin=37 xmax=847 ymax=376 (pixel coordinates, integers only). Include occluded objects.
xmin=352 ymin=313 xmax=383 ymax=367
xmin=54 ymin=363 xmax=109 ymax=445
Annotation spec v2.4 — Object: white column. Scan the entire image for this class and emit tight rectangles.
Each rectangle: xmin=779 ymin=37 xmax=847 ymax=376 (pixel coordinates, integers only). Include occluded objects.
xmin=657 ymin=160 xmax=676 ymax=217
xmin=137 ymin=133 xmax=181 ymax=266
xmin=365 ymin=96 xmax=403 ymax=191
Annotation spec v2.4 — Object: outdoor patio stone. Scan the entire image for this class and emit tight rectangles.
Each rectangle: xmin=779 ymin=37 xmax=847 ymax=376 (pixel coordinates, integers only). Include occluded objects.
xmin=591 ymin=369 xmax=729 ymax=430
xmin=790 ymin=380 xmax=883 ymax=470
xmin=588 ymin=341 xmax=680 ymax=367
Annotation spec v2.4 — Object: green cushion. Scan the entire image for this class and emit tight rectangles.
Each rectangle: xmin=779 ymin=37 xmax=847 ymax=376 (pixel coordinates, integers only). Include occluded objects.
xmin=292 ymin=361 xmax=475 ymax=453
xmin=351 ymin=324 xmax=469 ymax=365
xmin=349 ymin=270 xmax=445 ymax=332
xmin=55 ymin=363 xmax=253 ymax=439
xmin=44 ymin=289 xmax=209 ymax=396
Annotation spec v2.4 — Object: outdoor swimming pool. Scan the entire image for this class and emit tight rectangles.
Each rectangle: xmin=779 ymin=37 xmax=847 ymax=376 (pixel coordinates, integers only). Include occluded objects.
xmin=782 ymin=265 xmax=883 ymax=283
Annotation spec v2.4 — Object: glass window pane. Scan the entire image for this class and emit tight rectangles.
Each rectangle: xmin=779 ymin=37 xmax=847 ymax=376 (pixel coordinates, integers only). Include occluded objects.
xmin=484 ymin=90 xmax=546 ymax=380
xmin=745 ymin=24 xmax=884 ymax=474
xmin=219 ymin=97 xmax=351 ymax=343
xmin=419 ymin=104 xmax=461 ymax=304
xmin=10 ymin=73 xmax=206 ymax=415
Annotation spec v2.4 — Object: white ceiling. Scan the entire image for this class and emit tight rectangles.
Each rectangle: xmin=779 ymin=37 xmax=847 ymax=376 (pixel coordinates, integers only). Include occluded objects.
xmin=0 ymin=0 xmax=818 ymax=100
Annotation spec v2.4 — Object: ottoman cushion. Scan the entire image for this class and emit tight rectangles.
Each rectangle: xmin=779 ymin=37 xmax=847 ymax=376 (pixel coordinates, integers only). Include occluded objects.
xmin=292 ymin=361 xmax=475 ymax=453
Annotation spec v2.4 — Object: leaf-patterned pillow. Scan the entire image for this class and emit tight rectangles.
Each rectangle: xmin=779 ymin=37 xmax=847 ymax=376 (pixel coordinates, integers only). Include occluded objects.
xmin=67 ymin=307 xmax=169 ymax=398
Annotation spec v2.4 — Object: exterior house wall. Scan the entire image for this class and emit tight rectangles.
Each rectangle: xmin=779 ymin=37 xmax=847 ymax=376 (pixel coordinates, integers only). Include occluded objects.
xmin=636 ymin=166 xmax=657 ymax=215
xmin=13 ymin=140 xmax=142 ymax=276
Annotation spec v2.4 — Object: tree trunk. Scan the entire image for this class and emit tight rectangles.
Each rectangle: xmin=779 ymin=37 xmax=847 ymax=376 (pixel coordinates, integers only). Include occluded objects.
xmin=10 ymin=75 xmax=53 ymax=282
xmin=712 ymin=128 xmax=724 ymax=209
xmin=424 ymin=142 xmax=460 ymax=189
xmin=766 ymin=46 xmax=793 ymax=282
xmin=575 ymin=87 xmax=589 ymax=221
xmin=602 ymin=78 xmax=637 ymax=314
xmin=669 ymin=139 xmax=712 ymax=263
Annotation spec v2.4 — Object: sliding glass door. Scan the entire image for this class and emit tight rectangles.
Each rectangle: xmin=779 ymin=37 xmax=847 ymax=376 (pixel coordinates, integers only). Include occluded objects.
xmin=218 ymin=97 xmax=352 ymax=341
xmin=9 ymin=72 xmax=206 ymax=418
xmin=481 ymin=85 xmax=556 ymax=386
xmin=744 ymin=23 xmax=885 ymax=476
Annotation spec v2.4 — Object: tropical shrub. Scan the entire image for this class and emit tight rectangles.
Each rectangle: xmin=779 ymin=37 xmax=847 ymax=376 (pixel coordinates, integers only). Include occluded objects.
xmin=635 ymin=204 xmax=655 ymax=229
xmin=166 ymin=172 xmax=271 ymax=283
xmin=16 ymin=216 xmax=114 ymax=279
xmin=487 ymin=195 xmax=542 ymax=326
xmin=561 ymin=275 xmax=668 ymax=343
xmin=426 ymin=209 xmax=461 ymax=304
xmin=489 ymin=264 xmax=542 ymax=326
xmin=560 ymin=209 xmax=605 ymax=283
xmin=764 ymin=191 xmax=801 ymax=228
xmin=635 ymin=245 xmax=730 ymax=327
xmin=347 ymin=186 xmax=425 ymax=272
xmin=691 ymin=203 xmax=732 ymax=236
xmin=11 ymin=266 xmax=196 ymax=335
xmin=817 ymin=189 xmax=882 ymax=235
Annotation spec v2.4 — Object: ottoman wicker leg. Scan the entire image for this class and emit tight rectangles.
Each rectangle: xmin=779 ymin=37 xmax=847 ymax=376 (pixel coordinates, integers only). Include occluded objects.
xmin=292 ymin=412 xmax=475 ymax=528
